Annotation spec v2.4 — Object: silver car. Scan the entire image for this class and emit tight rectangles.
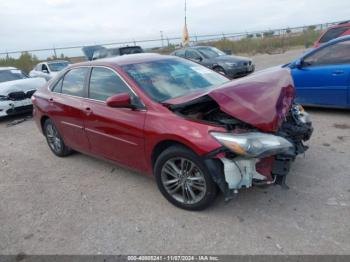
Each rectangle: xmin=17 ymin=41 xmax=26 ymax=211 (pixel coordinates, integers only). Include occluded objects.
xmin=0 ymin=67 xmax=46 ymax=117
xmin=29 ymin=60 xmax=70 ymax=81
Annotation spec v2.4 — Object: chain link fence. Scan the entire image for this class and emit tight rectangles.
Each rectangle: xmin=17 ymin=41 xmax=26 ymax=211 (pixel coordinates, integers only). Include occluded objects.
xmin=0 ymin=20 xmax=344 ymax=69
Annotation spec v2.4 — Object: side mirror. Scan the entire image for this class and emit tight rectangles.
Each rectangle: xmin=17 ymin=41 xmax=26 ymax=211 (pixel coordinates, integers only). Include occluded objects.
xmin=294 ymin=59 xmax=303 ymax=69
xmin=106 ymin=93 xmax=133 ymax=108
xmin=42 ymin=69 xmax=49 ymax=74
xmin=223 ymin=49 xmax=232 ymax=55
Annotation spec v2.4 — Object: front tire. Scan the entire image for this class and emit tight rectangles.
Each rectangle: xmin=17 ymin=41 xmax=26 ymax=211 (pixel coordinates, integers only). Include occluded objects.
xmin=44 ymin=119 xmax=72 ymax=157
xmin=154 ymin=145 xmax=218 ymax=211
xmin=213 ymin=66 xmax=226 ymax=76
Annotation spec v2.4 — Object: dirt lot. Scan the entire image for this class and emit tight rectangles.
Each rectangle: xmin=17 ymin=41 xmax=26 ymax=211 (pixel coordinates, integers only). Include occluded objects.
xmin=0 ymin=49 xmax=349 ymax=255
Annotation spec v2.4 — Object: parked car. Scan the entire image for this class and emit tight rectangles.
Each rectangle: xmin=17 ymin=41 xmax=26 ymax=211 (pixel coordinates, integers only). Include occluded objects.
xmin=92 ymin=46 xmax=144 ymax=60
xmin=0 ymin=67 xmax=46 ymax=117
xmin=287 ymin=35 xmax=350 ymax=108
xmin=32 ymin=53 xmax=312 ymax=210
xmin=313 ymin=21 xmax=350 ymax=48
xmin=29 ymin=60 xmax=70 ymax=81
xmin=171 ymin=46 xmax=255 ymax=78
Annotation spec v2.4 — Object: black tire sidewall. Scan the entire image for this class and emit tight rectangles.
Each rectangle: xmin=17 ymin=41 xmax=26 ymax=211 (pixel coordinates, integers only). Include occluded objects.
xmin=44 ymin=119 xmax=70 ymax=157
xmin=154 ymin=145 xmax=217 ymax=211
xmin=214 ymin=66 xmax=226 ymax=75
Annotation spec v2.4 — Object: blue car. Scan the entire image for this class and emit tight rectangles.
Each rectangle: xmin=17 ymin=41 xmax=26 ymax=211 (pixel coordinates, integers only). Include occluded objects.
xmin=287 ymin=36 xmax=350 ymax=108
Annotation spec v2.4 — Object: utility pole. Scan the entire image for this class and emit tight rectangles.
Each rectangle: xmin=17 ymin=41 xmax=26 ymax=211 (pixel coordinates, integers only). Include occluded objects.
xmin=53 ymin=45 xmax=57 ymax=58
xmin=160 ymin=31 xmax=164 ymax=48
xmin=182 ymin=0 xmax=190 ymax=46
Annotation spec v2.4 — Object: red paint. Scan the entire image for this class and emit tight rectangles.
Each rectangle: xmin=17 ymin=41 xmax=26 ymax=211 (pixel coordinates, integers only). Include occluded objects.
xmin=256 ymin=157 xmax=274 ymax=181
xmin=32 ymin=55 xmax=294 ymax=178
xmin=209 ymin=67 xmax=294 ymax=132
xmin=165 ymin=67 xmax=295 ymax=132
xmin=313 ymin=22 xmax=350 ymax=48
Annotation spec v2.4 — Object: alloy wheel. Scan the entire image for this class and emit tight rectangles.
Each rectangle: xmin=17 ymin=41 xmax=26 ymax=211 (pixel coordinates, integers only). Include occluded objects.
xmin=46 ymin=123 xmax=63 ymax=153
xmin=161 ymin=157 xmax=207 ymax=204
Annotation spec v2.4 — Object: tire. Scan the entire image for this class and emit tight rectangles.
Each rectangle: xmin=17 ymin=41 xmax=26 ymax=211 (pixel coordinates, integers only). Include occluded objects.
xmin=44 ymin=118 xmax=72 ymax=157
xmin=154 ymin=145 xmax=218 ymax=211
xmin=213 ymin=66 xmax=226 ymax=75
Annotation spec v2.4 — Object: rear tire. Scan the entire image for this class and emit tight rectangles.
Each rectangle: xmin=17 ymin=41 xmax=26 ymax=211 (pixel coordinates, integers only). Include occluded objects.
xmin=44 ymin=118 xmax=72 ymax=157
xmin=154 ymin=145 xmax=218 ymax=211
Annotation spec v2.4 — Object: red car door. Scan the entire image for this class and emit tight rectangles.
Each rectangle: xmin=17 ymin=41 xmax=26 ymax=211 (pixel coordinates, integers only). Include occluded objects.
xmin=49 ymin=67 xmax=90 ymax=152
xmin=82 ymin=67 xmax=147 ymax=171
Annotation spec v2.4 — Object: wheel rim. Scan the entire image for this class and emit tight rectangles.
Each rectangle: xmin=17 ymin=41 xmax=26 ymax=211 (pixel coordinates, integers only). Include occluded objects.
xmin=46 ymin=123 xmax=62 ymax=153
xmin=161 ymin=157 xmax=207 ymax=204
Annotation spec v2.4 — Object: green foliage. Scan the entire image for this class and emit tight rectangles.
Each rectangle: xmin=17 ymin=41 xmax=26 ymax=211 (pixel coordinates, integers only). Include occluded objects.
xmin=205 ymin=29 xmax=321 ymax=55
xmin=47 ymin=53 xmax=70 ymax=61
xmin=0 ymin=52 xmax=39 ymax=73
xmin=0 ymin=52 xmax=71 ymax=74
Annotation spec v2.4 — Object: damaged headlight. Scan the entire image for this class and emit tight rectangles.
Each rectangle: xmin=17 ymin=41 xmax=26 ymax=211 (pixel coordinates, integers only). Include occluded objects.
xmin=210 ymin=132 xmax=294 ymax=158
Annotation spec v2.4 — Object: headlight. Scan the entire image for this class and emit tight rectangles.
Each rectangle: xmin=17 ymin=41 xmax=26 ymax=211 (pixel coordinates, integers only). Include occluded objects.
xmin=224 ymin=62 xmax=237 ymax=67
xmin=210 ymin=132 xmax=294 ymax=158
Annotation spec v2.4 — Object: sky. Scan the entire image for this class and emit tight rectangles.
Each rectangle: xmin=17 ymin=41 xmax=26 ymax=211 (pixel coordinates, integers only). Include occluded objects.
xmin=0 ymin=0 xmax=349 ymax=55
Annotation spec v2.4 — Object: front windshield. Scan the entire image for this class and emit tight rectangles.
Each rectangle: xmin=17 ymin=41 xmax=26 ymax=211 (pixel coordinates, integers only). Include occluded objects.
xmin=121 ymin=58 xmax=229 ymax=102
xmin=48 ymin=62 xmax=69 ymax=72
xmin=0 ymin=69 xmax=27 ymax=83
xmin=196 ymin=47 xmax=226 ymax=59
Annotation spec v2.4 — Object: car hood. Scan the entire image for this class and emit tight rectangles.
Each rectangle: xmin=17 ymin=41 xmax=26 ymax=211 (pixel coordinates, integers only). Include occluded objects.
xmin=165 ymin=67 xmax=295 ymax=132
xmin=0 ymin=78 xmax=46 ymax=96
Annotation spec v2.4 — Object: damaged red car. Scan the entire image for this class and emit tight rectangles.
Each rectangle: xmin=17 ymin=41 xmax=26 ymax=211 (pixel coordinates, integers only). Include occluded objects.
xmin=32 ymin=54 xmax=313 ymax=210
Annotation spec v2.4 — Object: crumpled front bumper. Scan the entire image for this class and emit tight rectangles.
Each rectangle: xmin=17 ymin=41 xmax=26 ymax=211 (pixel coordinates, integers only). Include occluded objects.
xmin=204 ymin=104 xmax=313 ymax=200
xmin=0 ymin=99 xmax=33 ymax=117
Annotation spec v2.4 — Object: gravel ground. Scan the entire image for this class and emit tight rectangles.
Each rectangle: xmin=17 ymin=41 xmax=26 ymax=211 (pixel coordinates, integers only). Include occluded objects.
xmin=0 ymin=49 xmax=349 ymax=255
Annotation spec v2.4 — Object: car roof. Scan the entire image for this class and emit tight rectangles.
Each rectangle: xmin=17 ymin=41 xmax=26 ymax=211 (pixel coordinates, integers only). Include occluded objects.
xmin=46 ymin=60 xmax=69 ymax=64
xmin=176 ymin=46 xmax=213 ymax=50
xmin=329 ymin=21 xmax=350 ymax=28
xmin=303 ymin=35 xmax=350 ymax=58
xmin=73 ymin=53 xmax=174 ymax=67
xmin=0 ymin=67 xmax=18 ymax=71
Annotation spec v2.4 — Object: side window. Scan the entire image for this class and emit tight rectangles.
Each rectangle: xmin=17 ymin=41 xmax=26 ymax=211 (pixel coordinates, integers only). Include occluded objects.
xmin=319 ymin=27 xmax=350 ymax=43
xmin=186 ymin=50 xmax=201 ymax=60
xmin=42 ymin=64 xmax=49 ymax=72
xmin=304 ymin=40 xmax=350 ymax=66
xmin=175 ymin=50 xmax=186 ymax=57
xmin=61 ymin=68 xmax=88 ymax=97
xmin=89 ymin=67 xmax=131 ymax=101
xmin=52 ymin=78 xmax=63 ymax=93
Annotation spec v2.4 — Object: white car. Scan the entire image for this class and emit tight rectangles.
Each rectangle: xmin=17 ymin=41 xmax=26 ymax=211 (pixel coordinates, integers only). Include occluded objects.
xmin=29 ymin=60 xmax=69 ymax=81
xmin=0 ymin=67 xmax=46 ymax=118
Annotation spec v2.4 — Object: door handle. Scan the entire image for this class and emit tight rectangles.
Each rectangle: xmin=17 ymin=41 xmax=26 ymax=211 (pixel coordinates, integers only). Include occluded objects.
xmin=332 ymin=70 xmax=345 ymax=76
xmin=84 ymin=107 xmax=92 ymax=115
xmin=49 ymin=98 xmax=54 ymax=102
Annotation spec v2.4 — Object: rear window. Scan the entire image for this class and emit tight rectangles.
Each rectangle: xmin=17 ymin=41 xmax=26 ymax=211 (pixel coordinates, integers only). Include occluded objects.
xmin=319 ymin=26 xmax=350 ymax=43
xmin=119 ymin=47 xmax=143 ymax=55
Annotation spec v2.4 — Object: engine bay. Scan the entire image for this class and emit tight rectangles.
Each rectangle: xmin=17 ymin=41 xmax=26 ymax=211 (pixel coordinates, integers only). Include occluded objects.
xmin=169 ymin=95 xmax=253 ymax=130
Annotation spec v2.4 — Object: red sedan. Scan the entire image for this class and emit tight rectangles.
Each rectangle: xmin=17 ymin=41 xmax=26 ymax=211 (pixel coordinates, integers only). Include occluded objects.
xmin=313 ymin=21 xmax=350 ymax=48
xmin=32 ymin=54 xmax=313 ymax=210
